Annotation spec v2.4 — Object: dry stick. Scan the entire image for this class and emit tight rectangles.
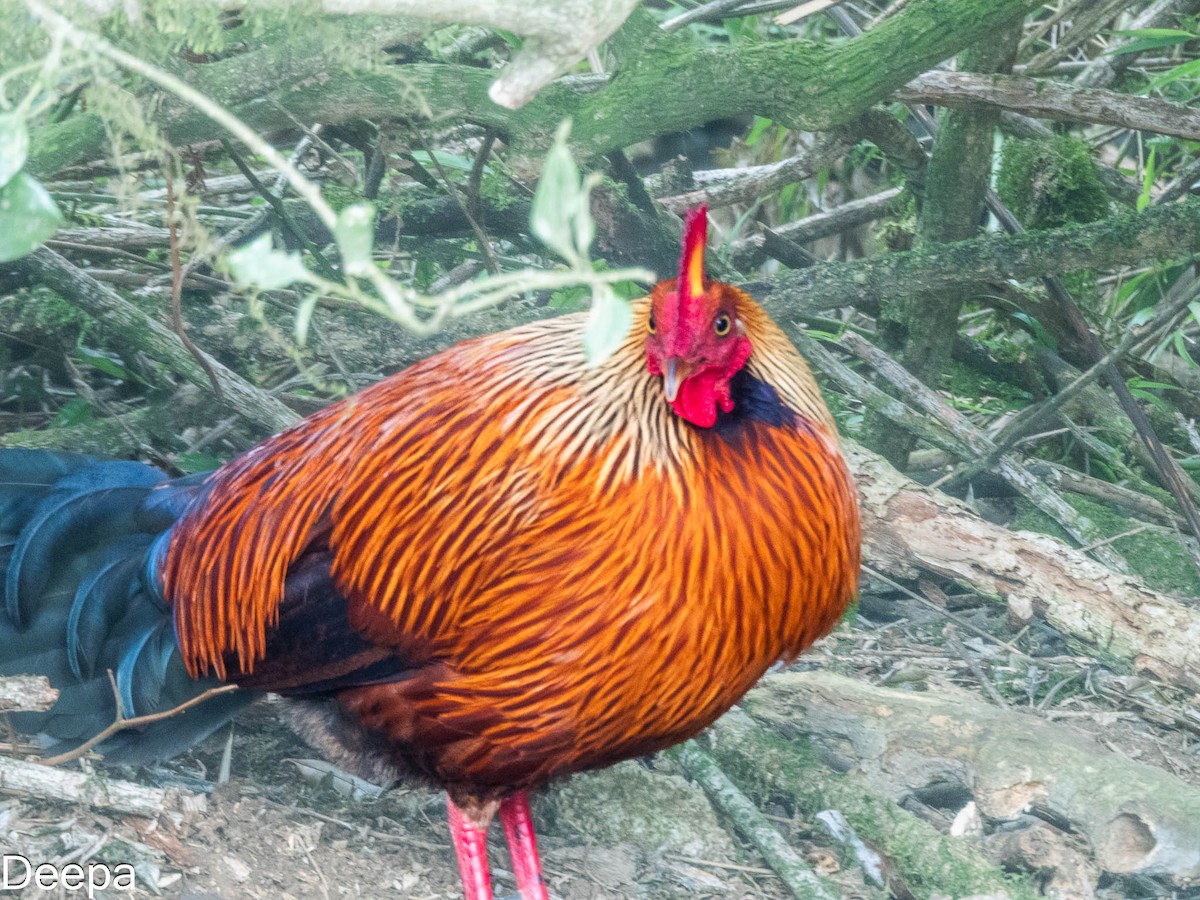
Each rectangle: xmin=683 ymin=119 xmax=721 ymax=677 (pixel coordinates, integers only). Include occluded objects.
xmin=861 ymin=564 xmax=1028 ymax=658
xmin=708 ymin=708 xmax=1030 ymax=899
xmin=840 ymin=331 xmax=1132 ymax=573
xmin=466 ymin=129 xmax=498 ymax=225
xmin=798 ymin=330 xmax=1127 ymax=570
xmin=731 ymin=187 xmax=904 ymax=269
xmin=895 ymin=72 xmax=1200 ymax=143
xmin=793 ymin=333 xmax=971 ymax=457
xmin=668 ymin=741 xmax=838 ymax=900
xmin=832 ymin=5 xmax=1200 ymax=571
xmin=1027 ymin=458 xmax=1183 ymax=528
xmin=13 ymin=249 xmax=299 ymax=433
xmin=1157 ymin=155 xmax=1200 ymax=204
xmin=0 ymin=754 xmax=179 ymax=817
xmin=1021 ymin=0 xmax=1130 ymax=72
xmin=988 ymin=189 xmax=1200 ymax=570
xmin=1074 ymin=0 xmax=1200 ymax=89
xmin=166 ymin=172 xmax=224 ymax=400
xmin=39 ymin=671 xmax=239 ymax=767
xmin=661 ymin=0 xmax=749 ymax=32
xmin=219 ymin=139 xmax=340 ymax=284
xmin=942 ymin=279 xmax=1200 ymax=492
xmin=417 ymin=128 xmax=501 ymax=275
xmin=657 ymin=131 xmax=854 ymax=212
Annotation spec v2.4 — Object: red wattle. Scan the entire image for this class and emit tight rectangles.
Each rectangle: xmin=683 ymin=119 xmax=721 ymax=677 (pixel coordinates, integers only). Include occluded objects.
xmin=670 ymin=368 xmax=727 ymax=428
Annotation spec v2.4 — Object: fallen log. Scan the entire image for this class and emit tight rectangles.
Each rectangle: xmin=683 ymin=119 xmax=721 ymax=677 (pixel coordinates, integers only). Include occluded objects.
xmin=744 ymin=671 xmax=1200 ymax=882
xmin=0 ymin=676 xmax=57 ymax=712
xmin=0 ymin=755 xmax=201 ymax=818
xmin=707 ymin=708 xmax=1038 ymax=900
xmin=846 ymin=441 xmax=1200 ymax=692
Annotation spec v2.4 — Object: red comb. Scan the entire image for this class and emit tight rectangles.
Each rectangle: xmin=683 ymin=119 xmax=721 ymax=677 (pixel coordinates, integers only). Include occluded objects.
xmin=679 ymin=205 xmax=708 ymax=303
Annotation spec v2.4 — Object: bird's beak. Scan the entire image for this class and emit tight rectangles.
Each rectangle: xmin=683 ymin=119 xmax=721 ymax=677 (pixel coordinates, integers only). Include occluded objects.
xmin=663 ymin=358 xmax=696 ymax=403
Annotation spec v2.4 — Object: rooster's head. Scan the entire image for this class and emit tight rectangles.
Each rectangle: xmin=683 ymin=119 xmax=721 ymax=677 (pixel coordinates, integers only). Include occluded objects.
xmin=645 ymin=205 xmax=753 ymax=428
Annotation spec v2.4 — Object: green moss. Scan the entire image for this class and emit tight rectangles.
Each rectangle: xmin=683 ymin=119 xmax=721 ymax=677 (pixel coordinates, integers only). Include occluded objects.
xmin=710 ymin=717 xmax=1040 ymax=900
xmin=943 ymin=360 xmax=1032 ymax=411
xmin=997 ymin=135 xmax=1111 ymax=231
xmin=479 ymin=171 xmax=519 ymax=211
xmin=1011 ymin=493 xmax=1200 ymax=597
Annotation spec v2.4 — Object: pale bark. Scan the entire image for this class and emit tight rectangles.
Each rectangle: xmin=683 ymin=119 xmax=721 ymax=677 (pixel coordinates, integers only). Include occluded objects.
xmin=847 ymin=440 xmax=1200 ymax=693
xmin=0 ymin=676 xmax=57 ymax=713
xmin=897 ymin=72 xmax=1200 ymax=143
xmin=0 ymin=755 xmax=200 ymax=817
xmin=745 ymin=671 xmax=1200 ymax=880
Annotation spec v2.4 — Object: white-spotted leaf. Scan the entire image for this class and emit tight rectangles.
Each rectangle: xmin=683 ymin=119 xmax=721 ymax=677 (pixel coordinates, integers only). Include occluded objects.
xmin=0 ymin=171 xmax=62 ymax=263
xmin=531 ymin=121 xmax=582 ymax=261
xmin=227 ymin=233 xmax=312 ymax=291
xmin=582 ymin=285 xmax=632 ymax=366
xmin=0 ymin=114 xmax=29 ymax=189
xmin=334 ymin=202 xmax=376 ymax=276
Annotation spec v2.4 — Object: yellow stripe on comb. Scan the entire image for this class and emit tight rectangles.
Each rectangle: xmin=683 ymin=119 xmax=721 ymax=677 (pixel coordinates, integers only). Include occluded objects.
xmin=685 ymin=238 xmax=704 ymax=297
xmin=680 ymin=205 xmax=708 ymax=300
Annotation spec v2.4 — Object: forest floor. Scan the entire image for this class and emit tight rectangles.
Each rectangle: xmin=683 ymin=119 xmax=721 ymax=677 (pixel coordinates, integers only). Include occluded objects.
xmin=2 ymin=583 xmax=1198 ymax=900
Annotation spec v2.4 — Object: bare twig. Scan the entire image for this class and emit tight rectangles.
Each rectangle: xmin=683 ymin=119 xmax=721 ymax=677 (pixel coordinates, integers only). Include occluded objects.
xmin=829 ymin=5 xmax=1200 ymax=567
xmin=14 ymin=249 xmax=300 ymax=433
xmin=841 ymin=331 xmax=1132 ymax=573
xmin=0 ymin=754 xmax=185 ymax=817
xmin=39 ymin=671 xmax=239 ymax=767
xmin=1021 ymin=0 xmax=1130 ymax=74
xmin=661 ymin=0 xmax=748 ymax=32
xmin=732 ymin=187 xmax=905 ymax=270
xmin=656 ymin=132 xmax=854 ymax=212
xmin=418 ymin=129 xmax=501 ymax=275
xmin=466 ymin=129 xmax=498 ymax=224
xmin=1074 ymin=0 xmax=1200 ymax=89
xmin=668 ymin=741 xmax=838 ymax=900
xmin=166 ymin=172 xmax=224 ymax=400
xmin=942 ymin=277 xmax=1200 ymax=492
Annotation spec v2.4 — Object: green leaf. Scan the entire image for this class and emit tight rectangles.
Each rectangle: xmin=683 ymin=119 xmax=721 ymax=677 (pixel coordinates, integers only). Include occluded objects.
xmin=0 ymin=171 xmax=62 ymax=263
xmin=175 ymin=451 xmax=225 ymax=474
xmin=334 ymin=202 xmax=376 ymax=277
xmin=1148 ymin=57 xmax=1200 ymax=91
xmin=294 ymin=291 xmax=319 ymax=345
xmin=531 ymin=121 xmax=583 ymax=261
xmin=1138 ymin=146 xmax=1156 ymax=212
xmin=76 ymin=346 xmax=129 ymax=379
xmin=0 ymin=113 xmax=30 ymax=189
xmin=1106 ymin=29 xmax=1196 ymax=56
xmin=582 ymin=285 xmax=632 ymax=366
xmin=572 ymin=172 xmax=598 ymax=257
xmin=52 ymin=398 xmax=93 ymax=429
xmin=227 ymin=233 xmax=312 ymax=290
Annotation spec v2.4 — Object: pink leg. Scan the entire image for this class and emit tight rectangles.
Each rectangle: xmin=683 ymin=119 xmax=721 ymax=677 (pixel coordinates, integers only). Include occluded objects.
xmin=447 ymin=793 xmax=493 ymax=900
xmin=499 ymin=791 xmax=549 ymax=900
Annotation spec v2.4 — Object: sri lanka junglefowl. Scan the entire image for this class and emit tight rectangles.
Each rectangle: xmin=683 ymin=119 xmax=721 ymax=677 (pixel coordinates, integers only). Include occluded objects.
xmin=0 ymin=207 xmax=860 ymax=899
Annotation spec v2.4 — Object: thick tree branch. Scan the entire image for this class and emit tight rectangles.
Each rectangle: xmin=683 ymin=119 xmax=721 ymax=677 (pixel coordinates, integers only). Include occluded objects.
xmin=753 ymin=198 xmax=1200 ymax=317
xmin=30 ymin=0 xmax=1043 ymax=177
xmin=9 ymin=249 xmax=299 ymax=434
xmin=897 ymin=72 xmax=1200 ymax=143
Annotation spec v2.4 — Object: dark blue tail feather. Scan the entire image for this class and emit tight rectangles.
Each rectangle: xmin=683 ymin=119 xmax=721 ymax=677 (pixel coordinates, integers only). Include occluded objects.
xmin=0 ymin=450 xmax=254 ymax=765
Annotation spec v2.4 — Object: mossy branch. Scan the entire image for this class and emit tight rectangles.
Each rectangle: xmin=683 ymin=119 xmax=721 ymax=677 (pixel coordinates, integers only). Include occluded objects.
xmin=757 ymin=198 xmax=1200 ymax=317
xmin=29 ymin=0 xmax=1043 ymax=176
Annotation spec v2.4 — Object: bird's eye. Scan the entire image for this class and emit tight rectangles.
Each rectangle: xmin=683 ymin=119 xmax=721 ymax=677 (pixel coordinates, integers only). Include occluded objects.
xmin=714 ymin=314 xmax=731 ymax=336
xmin=648 ymin=313 xmax=656 ymax=334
